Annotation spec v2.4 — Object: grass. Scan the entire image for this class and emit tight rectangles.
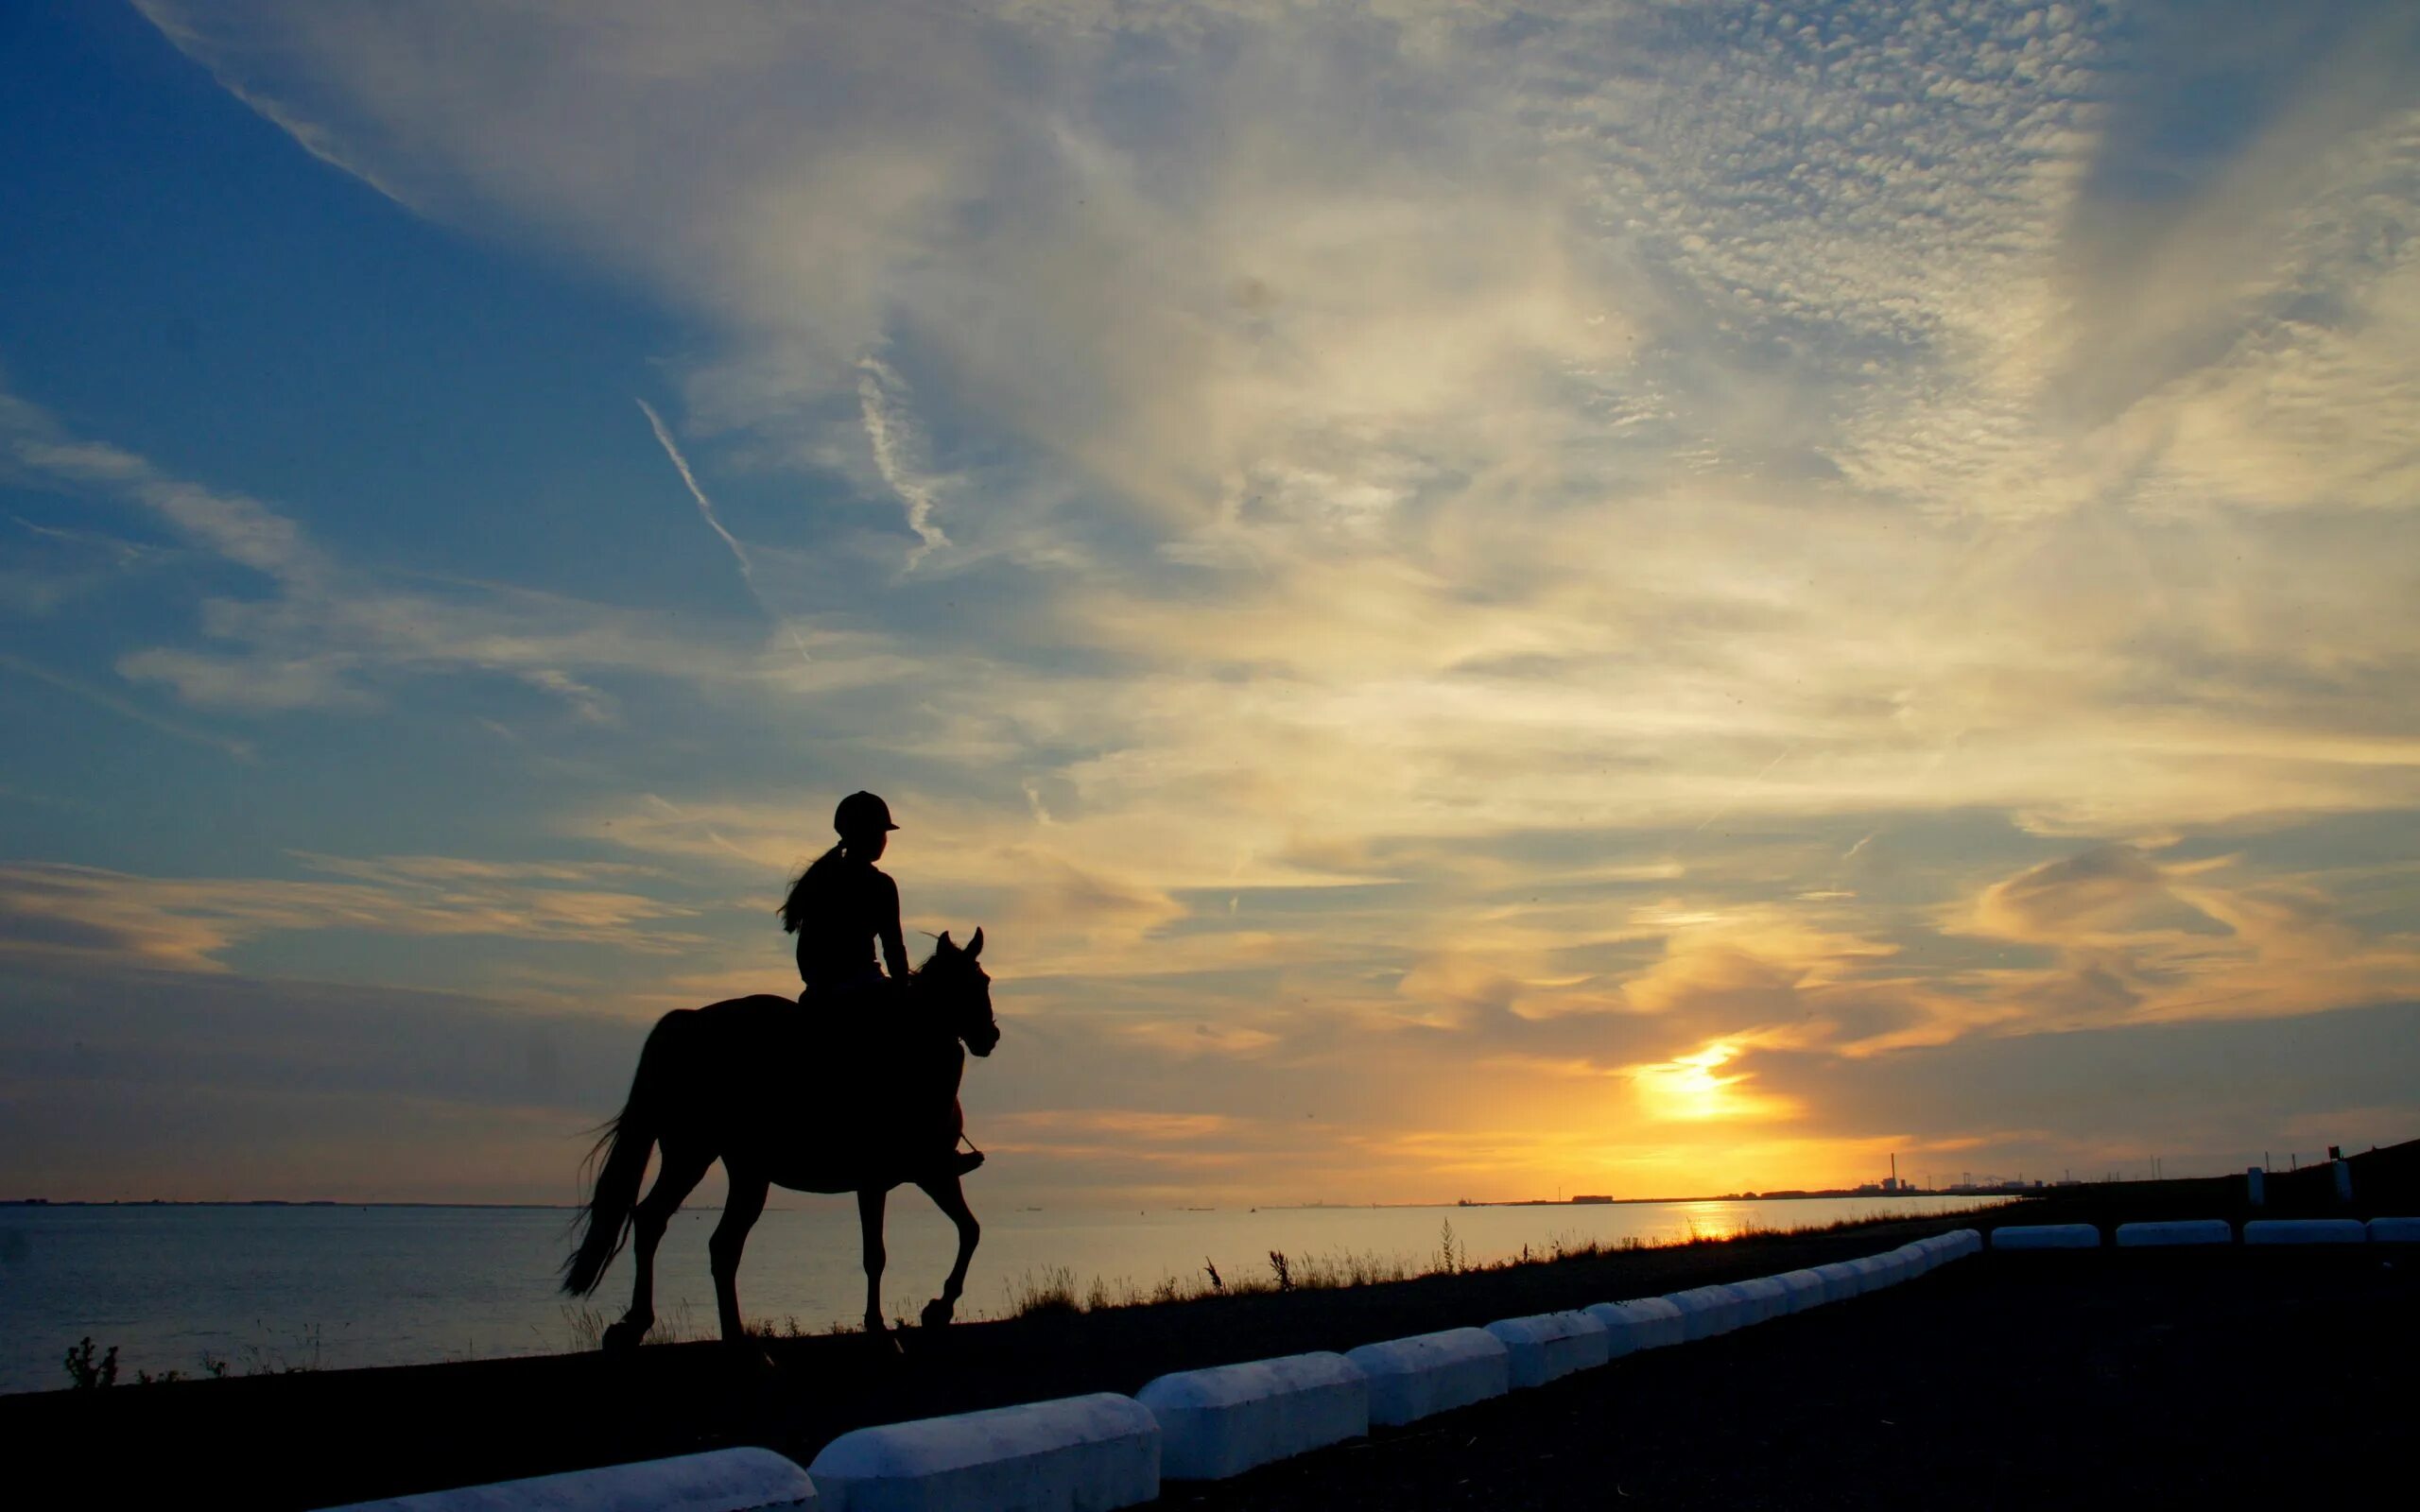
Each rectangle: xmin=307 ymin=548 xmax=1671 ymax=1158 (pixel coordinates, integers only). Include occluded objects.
xmin=61 ymin=1323 xmax=314 ymax=1388
xmin=998 ymin=1205 xmax=1982 ymax=1321
xmin=556 ymin=1298 xmax=861 ymax=1350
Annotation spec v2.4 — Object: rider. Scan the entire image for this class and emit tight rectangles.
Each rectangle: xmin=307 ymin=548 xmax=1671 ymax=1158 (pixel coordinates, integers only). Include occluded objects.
xmin=780 ymin=791 xmax=982 ymax=1177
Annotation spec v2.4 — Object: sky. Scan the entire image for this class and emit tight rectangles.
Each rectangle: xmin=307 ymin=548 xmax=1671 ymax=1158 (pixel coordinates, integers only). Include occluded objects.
xmin=3 ymin=0 xmax=2418 ymax=1208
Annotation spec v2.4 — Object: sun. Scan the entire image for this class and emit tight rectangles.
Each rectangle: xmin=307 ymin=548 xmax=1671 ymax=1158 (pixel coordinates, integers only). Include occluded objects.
xmin=1633 ymin=1042 xmax=1796 ymax=1124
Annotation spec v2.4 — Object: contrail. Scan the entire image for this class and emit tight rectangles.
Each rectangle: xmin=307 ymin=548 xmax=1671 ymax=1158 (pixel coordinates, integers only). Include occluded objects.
xmin=1686 ymin=741 xmax=1799 ymax=837
xmin=635 ymin=399 xmax=810 ymax=663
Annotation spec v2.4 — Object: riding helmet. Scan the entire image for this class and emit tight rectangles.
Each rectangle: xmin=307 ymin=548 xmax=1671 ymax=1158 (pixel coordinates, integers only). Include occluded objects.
xmin=834 ymin=790 xmax=900 ymax=837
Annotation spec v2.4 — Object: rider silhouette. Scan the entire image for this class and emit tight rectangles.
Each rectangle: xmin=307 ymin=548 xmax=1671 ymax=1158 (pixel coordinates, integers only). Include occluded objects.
xmin=781 ymin=791 xmax=983 ymax=1177
xmin=785 ymin=790 xmax=910 ymax=994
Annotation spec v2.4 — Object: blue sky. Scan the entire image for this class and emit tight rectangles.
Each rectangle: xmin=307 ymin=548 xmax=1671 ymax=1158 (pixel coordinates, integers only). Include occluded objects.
xmin=4 ymin=1 xmax=2418 ymax=1205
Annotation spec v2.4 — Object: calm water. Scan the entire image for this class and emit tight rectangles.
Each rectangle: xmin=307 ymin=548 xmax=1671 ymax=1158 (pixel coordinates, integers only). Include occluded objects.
xmin=0 ymin=1194 xmax=2006 ymax=1395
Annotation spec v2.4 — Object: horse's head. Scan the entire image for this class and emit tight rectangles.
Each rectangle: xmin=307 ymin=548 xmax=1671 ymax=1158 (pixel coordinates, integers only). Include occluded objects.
xmin=923 ymin=927 xmax=999 ymax=1057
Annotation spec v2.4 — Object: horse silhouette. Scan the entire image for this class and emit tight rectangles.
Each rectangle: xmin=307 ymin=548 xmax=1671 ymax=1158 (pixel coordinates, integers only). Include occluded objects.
xmin=562 ymin=928 xmax=998 ymax=1348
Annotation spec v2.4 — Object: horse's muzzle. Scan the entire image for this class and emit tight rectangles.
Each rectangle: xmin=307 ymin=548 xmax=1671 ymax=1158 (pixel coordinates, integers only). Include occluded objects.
xmin=971 ymin=1023 xmax=1000 ymax=1057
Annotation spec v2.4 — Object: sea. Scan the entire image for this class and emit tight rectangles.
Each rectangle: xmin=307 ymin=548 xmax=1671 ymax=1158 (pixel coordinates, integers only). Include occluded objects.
xmin=0 ymin=1194 xmax=2007 ymax=1395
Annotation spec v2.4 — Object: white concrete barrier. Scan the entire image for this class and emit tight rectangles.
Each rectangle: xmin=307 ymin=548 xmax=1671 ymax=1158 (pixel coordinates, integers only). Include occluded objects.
xmin=808 ymin=1394 xmax=1158 ymax=1512
xmin=1728 ymin=1275 xmax=1792 ymax=1324
xmin=1137 ymin=1352 xmax=1366 ymax=1481
xmin=1585 ymin=1297 xmax=1685 ymax=1351
xmin=2242 ymin=1218 xmax=2368 ymax=1246
xmin=1775 ymin=1268 xmax=1828 ymax=1311
xmin=1483 ymin=1310 xmax=1610 ymax=1387
xmin=1664 ymin=1284 xmax=1752 ymax=1339
xmin=1809 ymin=1260 xmax=1862 ymax=1299
xmin=322 ymin=1449 xmax=819 ymax=1512
xmin=2115 ymin=1220 xmax=2232 ymax=1248
xmin=2369 ymin=1217 xmax=2420 ymax=1244
xmin=1990 ymin=1224 xmax=2100 ymax=1250
xmin=1345 ymin=1329 xmax=1509 ymax=1428
xmin=1952 ymin=1228 xmax=1983 ymax=1258
xmin=1842 ymin=1255 xmax=1891 ymax=1295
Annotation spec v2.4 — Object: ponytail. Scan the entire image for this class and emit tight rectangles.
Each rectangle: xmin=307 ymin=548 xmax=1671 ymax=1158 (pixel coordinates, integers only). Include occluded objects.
xmin=778 ymin=844 xmax=845 ymax=935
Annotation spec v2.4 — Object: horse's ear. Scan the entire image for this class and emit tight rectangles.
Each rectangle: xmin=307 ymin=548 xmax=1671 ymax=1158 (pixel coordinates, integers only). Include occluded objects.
xmin=967 ymin=927 xmax=984 ymax=961
xmin=936 ymin=930 xmax=955 ymax=954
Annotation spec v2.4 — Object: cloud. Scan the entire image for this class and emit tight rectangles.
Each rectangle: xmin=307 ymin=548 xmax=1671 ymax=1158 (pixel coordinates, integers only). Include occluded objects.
xmin=2 ymin=381 xmax=811 ymax=718
xmin=0 ymin=857 xmax=705 ymax=974
xmin=21 ymin=0 xmax=2412 ymax=1200
xmin=856 ymin=357 xmax=951 ymax=566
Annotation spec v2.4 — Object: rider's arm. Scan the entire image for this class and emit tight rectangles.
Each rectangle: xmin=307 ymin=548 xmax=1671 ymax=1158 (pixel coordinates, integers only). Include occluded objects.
xmin=874 ymin=869 xmax=910 ymax=980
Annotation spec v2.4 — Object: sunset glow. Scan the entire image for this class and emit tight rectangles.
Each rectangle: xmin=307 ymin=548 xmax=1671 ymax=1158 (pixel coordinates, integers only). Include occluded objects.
xmin=3 ymin=2 xmax=2417 ymax=1208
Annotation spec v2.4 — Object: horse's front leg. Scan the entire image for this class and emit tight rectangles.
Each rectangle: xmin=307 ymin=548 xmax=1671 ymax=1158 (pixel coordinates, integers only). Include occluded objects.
xmin=708 ymin=1165 xmax=768 ymax=1348
xmin=914 ymin=1172 xmax=981 ymax=1328
xmin=857 ymin=1185 xmax=892 ymax=1338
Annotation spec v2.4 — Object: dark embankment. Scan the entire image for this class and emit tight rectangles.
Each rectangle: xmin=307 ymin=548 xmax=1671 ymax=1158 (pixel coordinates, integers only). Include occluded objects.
xmin=2 ymin=1212 xmax=1987 ymax=1509
xmin=1161 ymin=1246 xmax=2417 ymax=1510
xmin=1965 ymin=1135 xmax=2418 ymax=1237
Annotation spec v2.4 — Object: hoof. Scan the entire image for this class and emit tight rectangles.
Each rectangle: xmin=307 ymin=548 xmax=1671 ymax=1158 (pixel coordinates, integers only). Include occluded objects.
xmin=920 ymin=1297 xmax=956 ymax=1330
xmin=600 ymin=1318 xmax=648 ymax=1355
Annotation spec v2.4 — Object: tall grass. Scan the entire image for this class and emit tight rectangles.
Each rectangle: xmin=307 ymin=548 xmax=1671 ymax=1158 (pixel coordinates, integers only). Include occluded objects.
xmin=998 ymin=1204 xmax=1968 ymax=1321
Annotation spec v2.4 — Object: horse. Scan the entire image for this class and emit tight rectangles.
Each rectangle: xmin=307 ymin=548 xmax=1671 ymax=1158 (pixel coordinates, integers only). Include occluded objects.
xmin=561 ymin=928 xmax=998 ymax=1349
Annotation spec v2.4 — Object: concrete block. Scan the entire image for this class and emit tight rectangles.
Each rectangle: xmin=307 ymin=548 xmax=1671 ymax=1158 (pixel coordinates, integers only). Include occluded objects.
xmin=1664 ymin=1284 xmax=1751 ymax=1339
xmin=808 ymin=1393 xmax=1157 ymax=1512
xmin=2115 ymin=1220 xmax=2232 ymax=1248
xmin=2368 ymin=1217 xmax=2420 ymax=1244
xmin=1137 ymin=1352 xmax=1367 ymax=1481
xmin=1775 ymin=1268 xmax=1828 ymax=1311
xmin=322 ymin=1449 xmax=818 ymax=1512
xmin=1989 ymin=1224 xmax=2100 ymax=1250
xmin=1345 ymin=1329 xmax=1509 ymax=1427
xmin=1585 ymin=1297 xmax=1685 ymax=1351
xmin=1728 ymin=1275 xmax=1792 ymax=1324
xmin=2242 ymin=1218 xmax=2368 ymax=1246
xmin=1483 ymin=1310 xmax=1610 ymax=1387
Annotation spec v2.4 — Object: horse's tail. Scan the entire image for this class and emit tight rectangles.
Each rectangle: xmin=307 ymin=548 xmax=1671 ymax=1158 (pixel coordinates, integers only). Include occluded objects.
xmin=561 ymin=1010 xmax=688 ymax=1297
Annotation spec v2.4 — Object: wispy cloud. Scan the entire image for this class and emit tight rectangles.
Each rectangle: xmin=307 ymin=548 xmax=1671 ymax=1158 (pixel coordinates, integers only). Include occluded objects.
xmin=0 ymin=652 xmax=255 ymax=763
xmin=856 ymin=356 xmax=950 ymax=567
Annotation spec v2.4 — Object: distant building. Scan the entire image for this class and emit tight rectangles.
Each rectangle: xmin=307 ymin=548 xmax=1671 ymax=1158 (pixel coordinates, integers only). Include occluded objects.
xmin=1569 ymin=1194 xmax=1614 ymax=1204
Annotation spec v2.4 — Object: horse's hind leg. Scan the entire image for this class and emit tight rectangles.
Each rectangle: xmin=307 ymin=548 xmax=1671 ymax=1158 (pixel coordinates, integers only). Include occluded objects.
xmin=605 ymin=1143 xmax=710 ymax=1352
xmin=913 ymin=1172 xmax=981 ymax=1328
xmin=708 ymin=1165 xmax=769 ymax=1347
